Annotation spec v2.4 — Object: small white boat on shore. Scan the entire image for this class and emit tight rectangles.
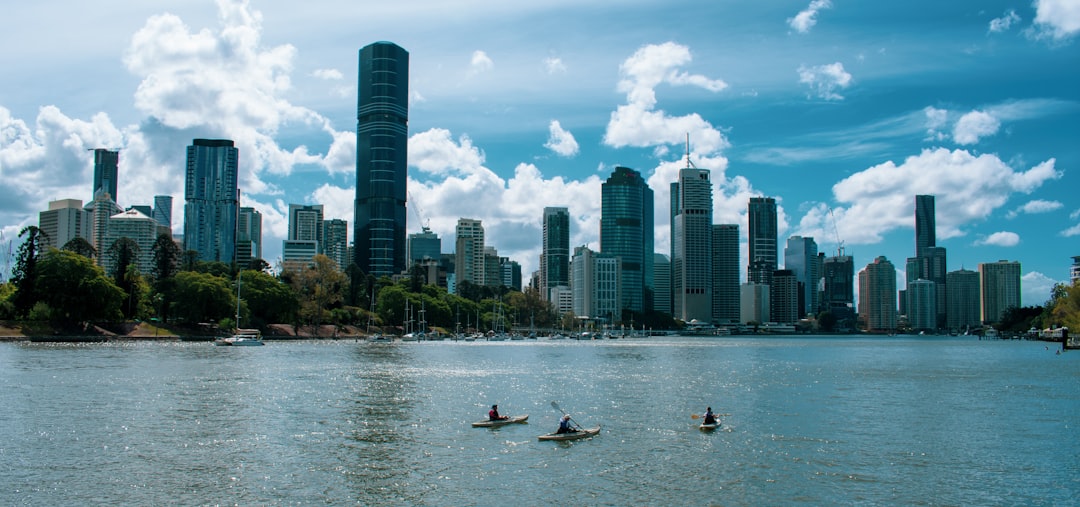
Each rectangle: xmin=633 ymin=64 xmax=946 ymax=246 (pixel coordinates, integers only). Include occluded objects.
xmin=214 ymin=329 xmax=264 ymax=346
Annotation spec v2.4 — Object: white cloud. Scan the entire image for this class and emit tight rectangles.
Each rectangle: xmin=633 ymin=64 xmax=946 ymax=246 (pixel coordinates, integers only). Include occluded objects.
xmin=797 ymin=62 xmax=852 ymax=101
xmin=1030 ymin=0 xmax=1080 ymax=42
xmin=408 ymin=128 xmax=487 ymax=177
xmin=975 ymin=231 xmax=1020 ymax=247
xmin=544 ymin=120 xmax=579 ymax=157
xmin=1022 ymin=271 xmax=1060 ymax=306
xmin=924 ymin=106 xmax=949 ymax=140
xmin=1005 ymin=199 xmax=1063 ymax=218
xmin=1061 ymin=223 xmax=1080 ymax=237
xmin=788 ymin=0 xmax=833 ymax=34
xmin=989 ymin=9 xmax=1021 ymax=33
xmin=820 ymin=148 xmax=1061 ymax=246
xmin=604 ymin=42 xmax=729 ymax=155
xmin=953 ymin=110 xmax=1001 ymax=144
xmin=312 ymin=68 xmax=343 ymax=80
xmin=470 ymin=50 xmax=494 ymax=74
xmin=544 ymin=56 xmax=566 ymax=74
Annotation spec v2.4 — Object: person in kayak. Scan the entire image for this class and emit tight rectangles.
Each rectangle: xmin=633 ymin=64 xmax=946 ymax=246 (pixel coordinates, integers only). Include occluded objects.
xmin=556 ymin=414 xmax=577 ymax=434
xmin=703 ymin=407 xmax=717 ymax=425
xmin=489 ymin=404 xmax=509 ymax=421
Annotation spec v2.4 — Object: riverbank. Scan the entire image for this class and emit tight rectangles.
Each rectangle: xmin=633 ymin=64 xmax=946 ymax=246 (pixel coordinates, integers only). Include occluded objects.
xmin=0 ymin=321 xmax=375 ymax=341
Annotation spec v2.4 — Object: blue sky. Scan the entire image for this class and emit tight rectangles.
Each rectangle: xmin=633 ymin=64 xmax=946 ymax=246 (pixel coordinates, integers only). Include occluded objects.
xmin=1 ymin=0 xmax=1078 ymax=306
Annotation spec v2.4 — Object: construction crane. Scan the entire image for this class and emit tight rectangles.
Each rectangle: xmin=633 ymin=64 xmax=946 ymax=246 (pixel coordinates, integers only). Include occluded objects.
xmin=407 ymin=189 xmax=430 ymax=232
xmin=828 ymin=206 xmax=845 ymax=257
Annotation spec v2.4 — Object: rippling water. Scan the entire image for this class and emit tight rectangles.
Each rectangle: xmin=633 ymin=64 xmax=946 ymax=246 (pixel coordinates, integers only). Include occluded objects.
xmin=1 ymin=337 xmax=1076 ymax=505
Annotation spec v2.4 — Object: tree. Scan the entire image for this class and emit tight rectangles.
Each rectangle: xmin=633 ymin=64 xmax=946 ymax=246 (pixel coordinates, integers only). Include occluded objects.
xmin=1048 ymin=281 xmax=1080 ymax=332
xmin=11 ymin=226 xmax=49 ymax=317
xmin=34 ymin=249 xmax=123 ymax=324
xmin=288 ymin=255 xmax=348 ymax=334
xmin=151 ymin=234 xmax=180 ymax=281
xmin=171 ymin=271 xmax=235 ymax=325
xmin=62 ymin=237 xmax=97 ymax=259
xmin=107 ymin=237 xmax=142 ymax=319
xmin=249 ymin=258 xmax=271 ymax=273
xmin=237 ymin=269 xmax=298 ymax=328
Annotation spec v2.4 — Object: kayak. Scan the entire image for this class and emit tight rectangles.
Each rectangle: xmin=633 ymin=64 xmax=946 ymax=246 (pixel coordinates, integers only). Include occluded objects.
xmin=537 ymin=425 xmax=601 ymax=441
xmin=699 ymin=422 xmax=720 ymax=431
xmin=471 ymin=415 xmax=529 ymax=427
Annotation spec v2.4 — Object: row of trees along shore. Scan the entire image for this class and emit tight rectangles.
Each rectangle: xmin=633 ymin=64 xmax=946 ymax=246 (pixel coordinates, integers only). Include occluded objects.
xmin=1 ymin=227 xmax=680 ymax=336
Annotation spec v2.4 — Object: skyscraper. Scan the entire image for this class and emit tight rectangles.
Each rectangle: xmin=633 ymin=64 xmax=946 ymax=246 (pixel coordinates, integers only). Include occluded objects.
xmin=784 ymin=235 xmax=819 ymax=317
xmin=541 ymin=207 xmax=570 ymax=302
xmin=92 ymin=148 xmax=119 ymax=202
xmin=601 ymin=167 xmax=653 ymax=313
xmin=355 ymin=41 xmax=409 ymax=278
xmin=289 ymin=204 xmax=324 ymax=243
xmin=862 ymin=256 xmax=897 ymax=333
xmin=915 ymin=194 xmax=936 ymax=258
xmin=454 ymin=218 xmax=485 ymax=287
xmin=237 ymin=206 xmax=262 ymax=268
xmin=671 ymin=168 xmax=712 ymax=322
xmin=38 ymin=199 xmax=91 ymax=251
xmin=153 ymin=195 xmax=173 ymax=230
xmin=979 ymin=260 xmax=1021 ymax=325
xmin=652 ymin=253 xmax=672 ymax=315
xmin=712 ymin=224 xmax=740 ymax=324
xmin=571 ymin=246 xmax=621 ymax=322
xmin=946 ymin=269 xmax=980 ymax=332
xmin=407 ymin=227 xmax=441 ymax=264
xmin=770 ymin=269 xmax=800 ymax=324
xmin=183 ymin=139 xmax=239 ymax=263
xmin=908 ymin=279 xmax=937 ymax=331
xmin=748 ymin=197 xmax=778 ymax=284
xmin=822 ymin=254 xmax=855 ymax=329
xmin=323 ymin=218 xmax=349 ymax=270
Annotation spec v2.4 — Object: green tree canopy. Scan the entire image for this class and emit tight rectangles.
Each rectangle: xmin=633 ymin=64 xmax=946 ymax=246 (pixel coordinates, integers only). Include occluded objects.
xmin=62 ymin=237 xmax=97 ymax=259
xmin=35 ymin=249 xmax=123 ymax=324
xmin=238 ymin=269 xmax=298 ymax=328
xmin=171 ymin=271 xmax=235 ymax=325
xmin=11 ymin=226 xmax=48 ymax=317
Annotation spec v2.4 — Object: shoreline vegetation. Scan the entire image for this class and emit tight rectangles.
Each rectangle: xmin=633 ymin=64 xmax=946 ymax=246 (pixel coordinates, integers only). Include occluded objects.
xmin=0 ymin=321 xmax=377 ymax=342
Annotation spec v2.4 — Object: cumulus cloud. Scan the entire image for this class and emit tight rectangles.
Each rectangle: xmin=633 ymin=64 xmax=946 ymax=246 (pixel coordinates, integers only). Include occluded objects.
xmin=604 ymin=42 xmax=729 ymax=155
xmin=312 ymin=68 xmax=343 ymax=80
xmin=798 ymin=62 xmax=852 ymax=100
xmin=1022 ymin=271 xmax=1059 ymax=305
xmin=788 ymin=0 xmax=833 ymax=34
xmin=924 ymin=106 xmax=949 ymax=141
xmin=544 ymin=56 xmax=566 ymax=74
xmin=953 ymin=110 xmax=1000 ymax=145
xmin=544 ymin=120 xmax=579 ymax=157
xmin=1030 ymin=0 xmax=1080 ymax=42
xmin=989 ymin=10 xmax=1021 ymax=33
xmin=810 ymin=148 xmax=1062 ymax=246
xmin=470 ymin=50 xmax=494 ymax=74
xmin=975 ymin=231 xmax=1020 ymax=247
xmin=1005 ymin=199 xmax=1063 ymax=219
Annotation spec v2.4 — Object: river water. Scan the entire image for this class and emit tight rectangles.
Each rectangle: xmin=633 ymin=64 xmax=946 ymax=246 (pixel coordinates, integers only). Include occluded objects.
xmin=1 ymin=336 xmax=1076 ymax=506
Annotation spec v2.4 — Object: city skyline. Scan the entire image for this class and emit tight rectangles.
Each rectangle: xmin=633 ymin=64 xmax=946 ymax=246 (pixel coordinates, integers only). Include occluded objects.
xmin=1 ymin=1 xmax=1078 ymax=305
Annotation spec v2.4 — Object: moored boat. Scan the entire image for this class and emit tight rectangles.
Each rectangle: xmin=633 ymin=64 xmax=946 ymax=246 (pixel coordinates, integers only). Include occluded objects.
xmin=537 ymin=425 xmax=601 ymax=441
xmin=214 ymin=329 xmax=264 ymax=346
xmin=471 ymin=414 xmax=529 ymax=427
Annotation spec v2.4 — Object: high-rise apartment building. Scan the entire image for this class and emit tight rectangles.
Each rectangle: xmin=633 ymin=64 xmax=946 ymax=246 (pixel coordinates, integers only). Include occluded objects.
xmin=85 ymin=193 xmax=123 ymax=263
xmin=784 ymin=235 xmax=819 ymax=317
xmin=38 ymin=199 xmax=92 ymax=251
xmin=653 ymin=253 xmax=672 ymax=315
xmin=289 ymin=204 xmax=324 ymax=243
xmin=103 ymin=209 xmax=164 ymax=277
xmin=908 ymin=279 xmax=937 ymax=331
xmin=541 ymin=207 xmax=570 ymax=302
xmin=91 ymin=148 xmax=119 ymax=202
xmin=748 ymin=197 xmax=778 ymax=284
xmin=861 ymin=256 xmax=897 ymax=332
xmin=740 ymin=283 xmax=770 ymax=325
xmin=770 ymin=269 xmax=800 ymax=324
xmin=979 ymin=260 xmax=1021 ymax=325
xmin=712 ymin=224 xmax=740 ymax=324
xmin=323 ymin=219 xmax=349 ymax=270
xmin=571 ymin=246 xmax=621 ymax=322
xmin=183 ymin=139 xmax=239 ymax=263
xmin=355 ymin=41 xmax=409 ymax=278
xmin=946 ymin=269 xmax=980 ymax=332
xmin=671 ymin=168 xmax=712 ymax=322
xmin=601 ymin=167 xmax=653 ymax=313
xmin=454 ymin=218 xmax=485 ymax=288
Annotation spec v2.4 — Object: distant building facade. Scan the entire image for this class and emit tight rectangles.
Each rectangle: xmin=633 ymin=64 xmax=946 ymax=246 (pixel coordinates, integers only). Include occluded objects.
xmin=541 ymin=207 xmax=570 ymax=302
xmin=671 ymin=168 xmax=712 ymax=322
xmin=601 ymin=167 xmax=653 ymax=313
xmin=712 ymin=224 xmax=740 ymax=324
xmin=979 ymin=260 xmax=1021 ymax=325
xmin=38 ymin=199 xmax=92 ymax=251
xmin=183 ymin=139 xmax=239 ymax=263
xmin=946 ymin=269 xmax=980 ymax=332
xmin=861 ymin=256 xmax=897 ymax=332
xmin=748 ymin=197 xmax=778 ymax=285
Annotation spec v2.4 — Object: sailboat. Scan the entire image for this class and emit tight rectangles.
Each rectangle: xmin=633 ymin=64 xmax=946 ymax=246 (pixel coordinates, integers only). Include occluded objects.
xmin=215 ymin=271 xmax=263 ymax=346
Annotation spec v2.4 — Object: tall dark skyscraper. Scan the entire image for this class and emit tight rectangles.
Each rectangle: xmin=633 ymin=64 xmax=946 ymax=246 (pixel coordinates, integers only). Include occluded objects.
xmin=671 ymin=168 xmax=712 ymax=321
xmin=915 ymin=194 xmax=935 ymax=257
xmin=601 ymin=167 xmax=654 ymax=313
xmin=183 ymin=139 xmax=238 ymax=263
xmin=712 ymin=224 xmax=740 ymax=324
xmin=541 ymin=207 xmax=570 ymax=302
xmin=748 ymin=197 xmax=778 ymax=284
xmin=355 ymin=41 xmax=409 ymax=277
xmin=92 ymin=148 xmax=119 ymax=202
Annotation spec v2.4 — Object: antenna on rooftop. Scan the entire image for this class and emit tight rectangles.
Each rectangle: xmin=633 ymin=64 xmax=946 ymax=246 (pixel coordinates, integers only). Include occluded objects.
xmin=684 ymin=133 xmax=696 ymax=169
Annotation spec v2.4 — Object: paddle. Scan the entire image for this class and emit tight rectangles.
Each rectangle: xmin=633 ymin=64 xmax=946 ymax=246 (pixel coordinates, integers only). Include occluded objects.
xmin=550 ymin=401 xmax=584 ymax=431
xmin=691 ymin=413 xmax=730 ymax=419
